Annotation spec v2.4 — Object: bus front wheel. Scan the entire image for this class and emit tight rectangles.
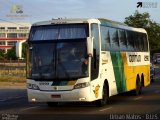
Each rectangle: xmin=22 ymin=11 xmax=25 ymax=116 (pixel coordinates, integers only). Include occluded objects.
xmin=96 ymin=84 xmax=108 ymax=107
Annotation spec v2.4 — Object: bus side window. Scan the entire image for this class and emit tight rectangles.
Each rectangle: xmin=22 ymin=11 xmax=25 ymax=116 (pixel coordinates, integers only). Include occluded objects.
xmin=109 ymin=28 xmax=120 ymax=51
xmin=139 ymin=33 xmax=144 ymax=51
xmin=93 ymin=48 xmax=97 ymax=69
xmin=126 ymin=30 xmax=134 ymax=51
xmin=91 ymin=23 xmax=100 ymax=80
xmin=134 ymin=32 xmax=139 ymax=51
xmin=143 ymin=34 xmax=148 ymax=51
xmin=100 ymin=26 xmax=111 ymax=51
xmin=119 ymin=29 xmax=127 ymax=51
xmin=140 ymin=33 xmax=145 ymax=51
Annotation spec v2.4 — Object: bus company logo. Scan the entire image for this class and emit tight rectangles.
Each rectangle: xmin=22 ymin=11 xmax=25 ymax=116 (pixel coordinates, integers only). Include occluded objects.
xmin=129 ymin=55 xmax=141 ymax=62
xmin=53 ymin=86 xmax=58 ymax=90
xmin=10 ymin=4 xmax=23 ymax=14
xmin=102 ymin=59 xmax=108 ymax=65
xmin=93 ymin=85 xmax=100 ymax=98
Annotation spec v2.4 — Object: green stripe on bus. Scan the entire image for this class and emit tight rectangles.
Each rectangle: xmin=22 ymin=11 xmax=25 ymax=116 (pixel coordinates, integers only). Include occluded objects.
xmin=110 ymin=52 xmax=127 ymax=93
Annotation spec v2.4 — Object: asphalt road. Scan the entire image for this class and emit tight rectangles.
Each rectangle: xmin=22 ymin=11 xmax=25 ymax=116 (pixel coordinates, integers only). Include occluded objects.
xmin=0 ymin=71 xmax=160 ymax=120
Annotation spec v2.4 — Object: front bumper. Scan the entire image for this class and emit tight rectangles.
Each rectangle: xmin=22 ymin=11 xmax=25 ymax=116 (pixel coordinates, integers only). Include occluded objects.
xmin=27 ymin=87 xmax=92 ymax=102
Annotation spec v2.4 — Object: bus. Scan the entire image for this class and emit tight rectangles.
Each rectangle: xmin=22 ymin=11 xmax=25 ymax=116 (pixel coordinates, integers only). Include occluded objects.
xmin=26 ymin=18 xmax=150 ymax=107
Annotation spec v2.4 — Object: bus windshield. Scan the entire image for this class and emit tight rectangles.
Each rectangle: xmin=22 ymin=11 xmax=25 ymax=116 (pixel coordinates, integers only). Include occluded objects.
xmin=28 ymin=41 xmax=88 ymax=80
xmin=27 ymin=24 xmax=89 ymax=80
xmin=29 ymin=24 xmax=88 ymax=40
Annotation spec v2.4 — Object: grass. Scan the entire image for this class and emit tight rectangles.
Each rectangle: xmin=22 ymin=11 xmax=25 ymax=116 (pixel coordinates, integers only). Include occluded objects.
xmin=0 ymin=65 xmax=26 ymax=83
xmin=0 ymin=75 xmax=26 ymax=88
xmin=0 ymin=62 xmax=26 ymax=87
xmin=0 ymin=69 xmax=26 ymax=77
xmin=0 ymin=76 xmax=26 ymax=83
xmin=0 ymin=82 xmax=26 ymax=88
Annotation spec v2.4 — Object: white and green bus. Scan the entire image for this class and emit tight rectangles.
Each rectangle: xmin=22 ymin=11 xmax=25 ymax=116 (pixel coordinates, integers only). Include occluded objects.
xmin=26 ymin=18 xmax=150 ymax=106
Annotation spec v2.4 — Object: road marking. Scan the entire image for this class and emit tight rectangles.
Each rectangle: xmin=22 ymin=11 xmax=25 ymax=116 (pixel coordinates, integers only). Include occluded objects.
xmin=99 ymin=107 xmax=112 ymax=112
xmin=134 ymin=97 xmax=142 ymax=100
xmin=21 ymin=106 xmax=40 ymax=111
xmin=8 ymin=96 xmax=23 ymax=99
xmin=12 ymin=96 xmax=25 ymax=99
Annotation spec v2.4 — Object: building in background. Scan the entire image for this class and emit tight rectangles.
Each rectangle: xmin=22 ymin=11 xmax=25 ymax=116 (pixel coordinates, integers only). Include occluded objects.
xmin=0 ymin=22 xmax=31 ymax=53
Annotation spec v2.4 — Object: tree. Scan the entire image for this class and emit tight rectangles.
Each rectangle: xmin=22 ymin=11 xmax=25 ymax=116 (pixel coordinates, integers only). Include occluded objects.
xmin=147 ymin=21 xmax=160 ymax=52
xmin=3 ymin=42 xmax=27 ymax=60
xmin=124 ymin=10 xmax=160 ymax=52
xmin=6 ymin=47 xmax=17 ymax=60
xmin=0 ymin=49 xmax=5 ymax=60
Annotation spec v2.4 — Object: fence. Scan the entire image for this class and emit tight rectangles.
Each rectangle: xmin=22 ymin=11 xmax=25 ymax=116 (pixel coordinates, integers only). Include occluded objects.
xmin=0 ymin=60 xmax=26 ymax=82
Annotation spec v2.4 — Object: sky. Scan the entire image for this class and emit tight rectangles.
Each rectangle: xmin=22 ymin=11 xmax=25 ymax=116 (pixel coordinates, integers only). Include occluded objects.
xmin=0 ymin=0 xmax=160 ymax=24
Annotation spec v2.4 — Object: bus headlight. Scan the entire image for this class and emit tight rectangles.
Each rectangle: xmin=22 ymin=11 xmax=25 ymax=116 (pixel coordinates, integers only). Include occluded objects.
xmin=27 ymin=83 xmax=40 ymax=90
xmin=74 ymin=82 xmax=90 ymax=89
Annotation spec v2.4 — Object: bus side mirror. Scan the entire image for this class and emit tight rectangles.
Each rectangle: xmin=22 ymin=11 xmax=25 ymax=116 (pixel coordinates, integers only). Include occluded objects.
xmin=87 ymin=37 xmax=93 ymax=57
xmin=16 ymin=40 xmax=26 ymax=59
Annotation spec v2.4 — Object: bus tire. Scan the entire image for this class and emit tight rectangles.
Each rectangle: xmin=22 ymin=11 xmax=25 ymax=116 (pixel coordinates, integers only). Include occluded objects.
xmin=47 ymin=102 xmax=58 ymax=107
xmin=96 ymin=84 xmax=108 ymax=107
xmin=134 ymin=76 xmax=142 ymax=95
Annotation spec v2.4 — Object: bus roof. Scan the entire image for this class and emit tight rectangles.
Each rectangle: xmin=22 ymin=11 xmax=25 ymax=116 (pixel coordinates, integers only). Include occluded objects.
xmin=98 ymin=18 xmax=147 ymax=33
xmin=32 ymin=18 xmax=92 ymax=26
xmin=32 ymin=18 xmax=147 ymax=34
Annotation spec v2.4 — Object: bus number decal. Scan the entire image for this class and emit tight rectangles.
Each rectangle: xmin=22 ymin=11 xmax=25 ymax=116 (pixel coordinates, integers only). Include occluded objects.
xmin=39 ymin=82 xmax=49 ymax=86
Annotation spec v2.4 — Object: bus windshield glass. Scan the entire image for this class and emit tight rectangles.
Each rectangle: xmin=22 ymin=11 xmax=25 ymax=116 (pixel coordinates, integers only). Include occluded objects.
xmin=28 ymin=23 xmax=89 ymax=80
xmin=29 ymin=41 xmax=88 ymax=80
xmin=29 ymin=24 xmax=88 ymax=40
xmin=30 ymin=42 xmax=88 ymax=80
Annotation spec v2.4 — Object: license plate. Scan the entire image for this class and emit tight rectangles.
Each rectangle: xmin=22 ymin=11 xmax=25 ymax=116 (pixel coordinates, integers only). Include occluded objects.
xmin=51 ymin=94 xmax=61 ymax=98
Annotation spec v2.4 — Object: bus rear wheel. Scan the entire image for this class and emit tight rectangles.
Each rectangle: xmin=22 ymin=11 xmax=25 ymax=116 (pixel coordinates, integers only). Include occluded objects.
xmin=134 ymin=76 xmax=142 ymax=95
xmin=96 ymin=84 xmax=108 ymax=107
xmin=47 ymin=102 xmax=58 ymax=107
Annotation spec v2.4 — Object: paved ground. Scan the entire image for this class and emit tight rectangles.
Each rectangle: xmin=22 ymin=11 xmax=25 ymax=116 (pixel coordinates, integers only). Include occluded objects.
xmin=0 ymin=68 xmax=159 ymax=120
xmin=0 ymin=79 xmax=159 ymax=120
